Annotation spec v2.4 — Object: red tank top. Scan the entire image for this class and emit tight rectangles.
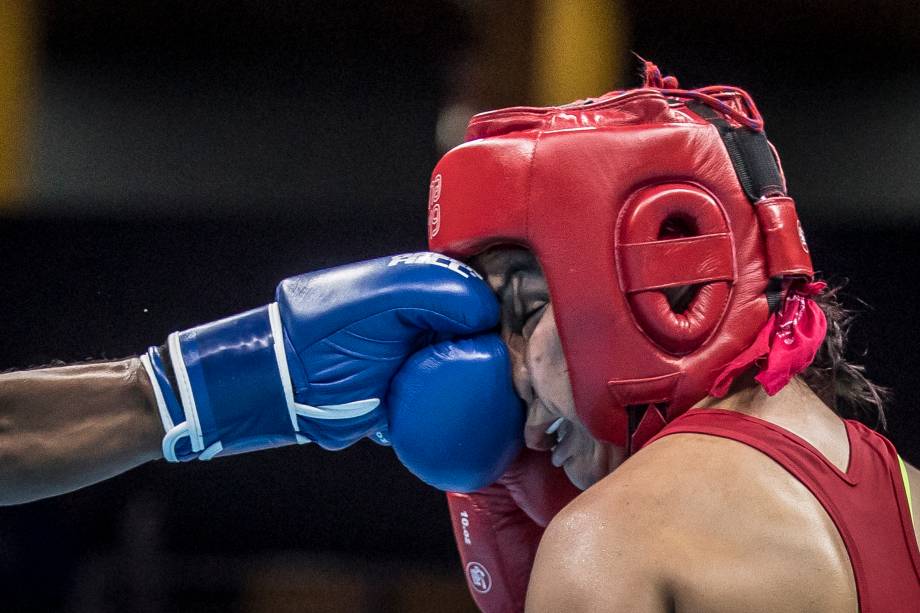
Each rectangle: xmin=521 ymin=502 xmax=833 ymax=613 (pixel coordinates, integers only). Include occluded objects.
xmin=643 ymin=408 xmax=920 ymax=612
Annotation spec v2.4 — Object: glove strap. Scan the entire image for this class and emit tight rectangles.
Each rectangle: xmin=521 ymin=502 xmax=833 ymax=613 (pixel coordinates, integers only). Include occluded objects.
xmin=140 ymin=348 xmax=199 ymax=461
xmin=144 ymin=304 xmax=308 ymax=461
xmin=143 ymin=303 xmax=384 ymax=461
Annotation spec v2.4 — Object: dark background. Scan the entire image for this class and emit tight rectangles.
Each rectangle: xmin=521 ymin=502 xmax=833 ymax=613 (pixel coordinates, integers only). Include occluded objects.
xmin=1 ymin=2 xmax=918 ymax=611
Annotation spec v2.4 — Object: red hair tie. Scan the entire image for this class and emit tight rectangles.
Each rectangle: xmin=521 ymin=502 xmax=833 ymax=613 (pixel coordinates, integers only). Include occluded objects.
xmin=710 ymin=282 xmax=827 ymax=397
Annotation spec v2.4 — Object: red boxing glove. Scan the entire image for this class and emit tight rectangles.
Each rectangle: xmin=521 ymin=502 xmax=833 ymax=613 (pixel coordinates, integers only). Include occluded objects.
xmin=447 ymin=449 xmax=581 ymax=612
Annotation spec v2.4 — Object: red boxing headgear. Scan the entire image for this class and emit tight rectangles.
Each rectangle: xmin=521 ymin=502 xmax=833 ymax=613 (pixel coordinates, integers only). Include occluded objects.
xmin=428 ymin=62 xmax=814 ymax=451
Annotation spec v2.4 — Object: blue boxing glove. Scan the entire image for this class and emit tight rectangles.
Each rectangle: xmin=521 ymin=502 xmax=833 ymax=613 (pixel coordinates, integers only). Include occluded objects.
xmin=388 ymin=335 xmax=524 ymax=493
xmin=140 ymin=252 xmax=507 ymax=462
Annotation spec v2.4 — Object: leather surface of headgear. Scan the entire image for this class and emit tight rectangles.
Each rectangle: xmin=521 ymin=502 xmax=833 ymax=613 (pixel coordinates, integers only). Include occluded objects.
xmin=428 ymin=61 xmax=814 ymax=451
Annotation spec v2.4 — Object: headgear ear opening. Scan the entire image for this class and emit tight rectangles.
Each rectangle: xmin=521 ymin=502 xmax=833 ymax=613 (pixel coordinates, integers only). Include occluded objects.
xmin=617 ymin=183 xmax=734 ymax=356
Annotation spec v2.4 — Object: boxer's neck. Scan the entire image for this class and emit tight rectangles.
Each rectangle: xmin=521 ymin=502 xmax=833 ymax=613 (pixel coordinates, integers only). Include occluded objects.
xmin=692 ymin=372 xmax=851 ymax=471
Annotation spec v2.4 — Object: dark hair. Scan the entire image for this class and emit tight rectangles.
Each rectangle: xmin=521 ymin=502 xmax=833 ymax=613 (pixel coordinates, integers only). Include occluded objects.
xmin=800 ymin=282 xmax=888 ymax=430
xmin=661 ymin=279 xmax=888 ymax=429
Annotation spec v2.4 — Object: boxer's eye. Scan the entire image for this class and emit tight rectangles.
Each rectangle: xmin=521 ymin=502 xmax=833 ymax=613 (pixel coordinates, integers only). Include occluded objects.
xmin=518 ymin=274 xmax=549 ymax=336
xmin=506 ymin=270 xmax=548 ymax=334
xmin=521 ymin=302 xmax=548 ymax=339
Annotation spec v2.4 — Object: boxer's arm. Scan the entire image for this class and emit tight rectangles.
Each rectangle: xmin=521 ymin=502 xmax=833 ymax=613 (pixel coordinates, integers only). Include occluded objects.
xmin=0 ymin=253 xmax=517 ymax=505
xmin=0 ymin=358 xmax=163 ymax=506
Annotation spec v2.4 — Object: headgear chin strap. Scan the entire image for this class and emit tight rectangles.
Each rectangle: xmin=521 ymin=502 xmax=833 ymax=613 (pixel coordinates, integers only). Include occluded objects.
xmin=428 ymin=62 xmax=814 ymax=452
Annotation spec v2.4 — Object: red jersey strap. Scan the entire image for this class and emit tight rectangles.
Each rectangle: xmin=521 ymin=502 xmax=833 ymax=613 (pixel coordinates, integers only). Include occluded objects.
xmin=642 ymin=408 xmax=920 ymax=612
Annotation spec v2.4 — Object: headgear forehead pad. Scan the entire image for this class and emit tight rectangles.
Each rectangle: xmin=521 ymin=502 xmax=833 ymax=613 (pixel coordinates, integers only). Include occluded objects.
xmin=428 ymin=63 xmax=813 ymax=450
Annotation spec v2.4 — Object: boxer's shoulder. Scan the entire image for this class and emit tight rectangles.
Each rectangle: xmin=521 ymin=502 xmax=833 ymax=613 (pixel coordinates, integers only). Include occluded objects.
xmin=528 ymin=483 xmax=672 ymax=612
xmin=533 ymin=433 xmax=856 ymax=612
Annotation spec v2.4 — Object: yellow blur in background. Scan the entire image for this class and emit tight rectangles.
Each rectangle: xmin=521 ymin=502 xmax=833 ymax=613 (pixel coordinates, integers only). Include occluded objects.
xmin=0 ymin=0 xmax=35 ymax=206
xmin=532 ymin=0 xmax=624 ymax=105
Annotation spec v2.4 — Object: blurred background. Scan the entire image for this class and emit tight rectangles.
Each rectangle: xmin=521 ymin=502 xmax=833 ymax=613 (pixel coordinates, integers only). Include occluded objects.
xmin=1 ymin=1 xmax=919 ymax=611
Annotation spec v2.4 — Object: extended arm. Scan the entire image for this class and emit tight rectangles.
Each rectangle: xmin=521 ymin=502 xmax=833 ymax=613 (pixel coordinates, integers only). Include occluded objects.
xmin=0 ymin=358 xmax=163 ymax=506
xmin=0 ymin=253 xmax=525 ymax=506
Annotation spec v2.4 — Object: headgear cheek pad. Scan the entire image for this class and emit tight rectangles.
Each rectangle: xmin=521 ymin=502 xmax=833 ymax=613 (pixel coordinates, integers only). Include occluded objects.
xmin=428 ymin=63 xmax=814 ymax=451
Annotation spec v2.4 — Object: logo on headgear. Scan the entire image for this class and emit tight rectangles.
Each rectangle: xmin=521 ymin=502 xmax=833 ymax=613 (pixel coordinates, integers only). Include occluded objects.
xmin=466 ymin=561 xmax=492 ymax=594
xmin=428 ymin=174 xmax=442 ymax=238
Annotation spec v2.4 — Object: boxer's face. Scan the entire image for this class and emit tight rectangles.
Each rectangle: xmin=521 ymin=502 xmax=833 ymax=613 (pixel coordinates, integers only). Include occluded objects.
xmin=472 ymin=248 xmax=627 ymax=490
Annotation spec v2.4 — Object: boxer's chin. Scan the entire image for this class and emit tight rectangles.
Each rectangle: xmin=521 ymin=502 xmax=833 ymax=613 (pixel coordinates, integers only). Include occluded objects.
xmin=561 ymin=436 xmax=624 ymax=491
xmin=562 ymin=461 xmax=596 ymax=491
